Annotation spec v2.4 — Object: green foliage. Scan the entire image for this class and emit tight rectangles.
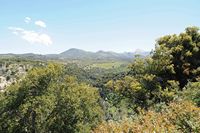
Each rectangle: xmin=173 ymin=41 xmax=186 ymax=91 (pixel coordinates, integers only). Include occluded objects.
xmin=0 ymin=63 xmax=103 ymax=133
xmin=47 ymin=76 xmax=103 ymax=133
xmin=105 ymin=76 xmax=178 ymax=110
xmin=99 ymin=26 xmax=200 ymax=132
xmin=94 ymin=101 xmax=200 ymax=133
xmin=102 ymin=26 xmax=200 ymax=124
xmin=153 ymin=26 xmax=200 ymax=88
xmin=0 ymin=63 xmax=62 ymax=132
xmin=181 ymin=82 xmax=200 ymax=107
xmin=90 ymin=61 xmax=128 ymax=69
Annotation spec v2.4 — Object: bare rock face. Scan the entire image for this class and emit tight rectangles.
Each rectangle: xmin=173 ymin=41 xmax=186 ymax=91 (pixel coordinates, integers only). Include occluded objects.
xmin=0 ymin=76 xmax=6 ymax=92
xmin=0 ymin=62 xmax=31 ymax=91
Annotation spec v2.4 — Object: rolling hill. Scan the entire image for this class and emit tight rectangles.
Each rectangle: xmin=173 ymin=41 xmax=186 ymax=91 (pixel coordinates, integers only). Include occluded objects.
xmin=0 ymin=48 xmax=150 ymax=61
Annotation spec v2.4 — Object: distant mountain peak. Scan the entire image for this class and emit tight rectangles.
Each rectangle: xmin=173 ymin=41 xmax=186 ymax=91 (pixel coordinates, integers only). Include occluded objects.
xmin=134 ymin=49 xmax=145 ymax=53
xmin=67 ymin=48 xmax=83 ymax=51
xmin=60 ymin=48 xmax=86 ymax=55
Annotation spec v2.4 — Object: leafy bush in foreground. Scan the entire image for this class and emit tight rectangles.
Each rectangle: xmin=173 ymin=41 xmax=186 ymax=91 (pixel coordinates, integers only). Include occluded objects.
xmin=182 ymin=82 xmax=200 ymax=107
xmin=93 ymin=101 xmax=200 ymax=133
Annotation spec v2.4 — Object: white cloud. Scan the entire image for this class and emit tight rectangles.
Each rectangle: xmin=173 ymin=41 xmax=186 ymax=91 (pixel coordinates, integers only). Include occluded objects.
xmin=24 ymin=17 xmax=31 ymax=23
xmin=8 ymin=27 xmax=52 ymax=45
xmin=35 ymin=20 xmax=46 ymax=28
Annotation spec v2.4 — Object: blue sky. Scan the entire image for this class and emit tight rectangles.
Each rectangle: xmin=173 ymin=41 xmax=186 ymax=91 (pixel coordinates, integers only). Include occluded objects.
xmin=0 ymin=0 xmax=199 ymax=54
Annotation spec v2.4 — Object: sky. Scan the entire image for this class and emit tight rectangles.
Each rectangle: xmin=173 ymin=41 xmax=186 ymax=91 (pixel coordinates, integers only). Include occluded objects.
xmin=0 ymin=0 xmax=200 ymax=54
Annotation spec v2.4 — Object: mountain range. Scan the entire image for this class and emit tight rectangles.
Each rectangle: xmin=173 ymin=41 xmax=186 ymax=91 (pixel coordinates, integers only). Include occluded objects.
xmin=0 ymin=48 xmax=150 ymax=61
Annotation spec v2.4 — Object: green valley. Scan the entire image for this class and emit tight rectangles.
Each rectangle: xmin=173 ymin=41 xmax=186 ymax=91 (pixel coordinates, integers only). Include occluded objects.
xmin=0 ymin=27 xmax=200 ymax=133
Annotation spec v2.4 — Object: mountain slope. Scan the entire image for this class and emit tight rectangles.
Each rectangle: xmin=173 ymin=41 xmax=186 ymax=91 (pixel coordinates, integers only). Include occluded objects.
xmin=0 ymin=48 xmax=150 ymax=61
xmin=57 ymin=48 xmax=149 ymax=60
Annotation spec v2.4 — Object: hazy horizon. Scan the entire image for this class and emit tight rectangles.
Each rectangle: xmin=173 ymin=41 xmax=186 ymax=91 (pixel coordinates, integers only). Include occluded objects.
xmin=1 ymin=0 xmax=199 ymax=54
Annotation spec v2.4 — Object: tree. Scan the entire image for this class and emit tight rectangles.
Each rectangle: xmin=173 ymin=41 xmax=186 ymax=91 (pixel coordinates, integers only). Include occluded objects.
xmin=0 ymin=63 xmax=103 ymax=133
xmin=153 ymin=26 xmax=200 ymax=88
xmin=46 ymin=76 xmax=103 ymax=133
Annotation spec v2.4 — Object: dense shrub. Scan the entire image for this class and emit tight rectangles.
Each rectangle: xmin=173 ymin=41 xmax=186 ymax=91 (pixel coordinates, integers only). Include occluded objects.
xmin=93 ymin=101 xmax=200 ymax=133
xmin=182 ymin=82 xmax=200 ymax=106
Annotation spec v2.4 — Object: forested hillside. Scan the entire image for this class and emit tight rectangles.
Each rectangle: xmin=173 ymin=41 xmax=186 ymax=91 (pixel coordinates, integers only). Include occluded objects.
xmin=0 ymin=27 xmax=200 ymax=132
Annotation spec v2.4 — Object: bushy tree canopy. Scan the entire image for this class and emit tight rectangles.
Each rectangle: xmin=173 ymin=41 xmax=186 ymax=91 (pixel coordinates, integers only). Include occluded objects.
xmin=0 ymin=64 xmax=103 ymax=133
xmin=153 ymin=26 xmax=200 ymax=88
